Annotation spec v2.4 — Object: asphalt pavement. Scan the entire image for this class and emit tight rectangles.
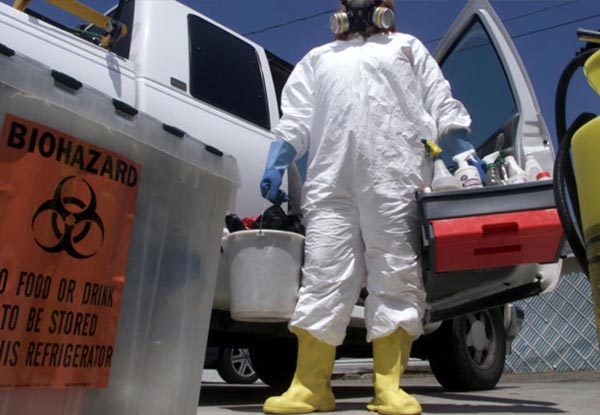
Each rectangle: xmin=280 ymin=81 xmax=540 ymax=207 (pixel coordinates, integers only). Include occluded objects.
xmin=198 ymin=363 xmax=600 ymax=415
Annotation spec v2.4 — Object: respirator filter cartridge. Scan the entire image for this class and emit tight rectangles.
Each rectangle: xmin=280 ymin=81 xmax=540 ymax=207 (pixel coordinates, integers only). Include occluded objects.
xmin=371 ymin=7 xmax=394 ymax=30
xmin=330 ymin=12 xmax=351 ymax=35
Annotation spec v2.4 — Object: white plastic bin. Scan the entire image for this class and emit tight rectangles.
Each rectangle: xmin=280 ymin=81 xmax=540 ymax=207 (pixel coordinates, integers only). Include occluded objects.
xmin=0 ymin=52 xmax=239 ymax=415
xmin=226 ymin=230 xmax=304 ymax=322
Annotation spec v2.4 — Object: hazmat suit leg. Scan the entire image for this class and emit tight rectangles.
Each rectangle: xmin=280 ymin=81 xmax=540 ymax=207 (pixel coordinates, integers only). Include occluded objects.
xmin=263 ymin=327 xmax=336 ymax=414
xmin=367 ymin=328 xmax=422 ymax=415
xmin=362 ymin=230 xmax=425 ymax=342
xmin=354 ymin=153 xmax=424 ymax=414
xmin=290 ymin=198 xmax=367 ymax=346
xmin=356 ymin=145 xmax=425 ymax=342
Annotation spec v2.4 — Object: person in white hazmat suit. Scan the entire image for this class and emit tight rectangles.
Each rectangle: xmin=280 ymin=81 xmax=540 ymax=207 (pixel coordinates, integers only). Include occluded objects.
xmin=260 ymin=1 xmax=472 ymax=414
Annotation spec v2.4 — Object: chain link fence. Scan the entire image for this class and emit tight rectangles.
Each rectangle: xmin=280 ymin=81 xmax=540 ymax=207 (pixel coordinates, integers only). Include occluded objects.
xmin=506 ymin=272 xmax=600 ymax=373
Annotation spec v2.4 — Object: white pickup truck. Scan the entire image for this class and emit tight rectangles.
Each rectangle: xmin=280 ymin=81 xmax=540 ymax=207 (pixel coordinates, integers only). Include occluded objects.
xmin=0 ymin=0 xmax=564 ymax=394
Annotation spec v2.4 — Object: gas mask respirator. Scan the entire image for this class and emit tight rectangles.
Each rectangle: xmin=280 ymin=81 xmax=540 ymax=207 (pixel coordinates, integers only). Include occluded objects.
xmin=330 ymin=0 xmax=394 ymax=35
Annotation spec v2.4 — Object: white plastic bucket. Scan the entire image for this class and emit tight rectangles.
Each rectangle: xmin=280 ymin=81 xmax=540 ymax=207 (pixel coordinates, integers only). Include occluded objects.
xmin=225 ymin=229 xmax=304 ymax=322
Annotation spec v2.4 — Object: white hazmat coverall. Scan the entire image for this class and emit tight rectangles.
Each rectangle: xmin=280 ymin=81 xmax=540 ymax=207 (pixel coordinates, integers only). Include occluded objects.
xmin=274 ymin=32 xmax=471 ymax=346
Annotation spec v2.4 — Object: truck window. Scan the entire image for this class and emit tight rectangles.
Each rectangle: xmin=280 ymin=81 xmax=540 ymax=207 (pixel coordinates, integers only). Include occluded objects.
xmin=188 ymin=15 xmax=270 ymax=130
xmin=266 ymin=51 xmax=293 ymax=116
xmin=439 ymin=18 xmax=517 ymax=149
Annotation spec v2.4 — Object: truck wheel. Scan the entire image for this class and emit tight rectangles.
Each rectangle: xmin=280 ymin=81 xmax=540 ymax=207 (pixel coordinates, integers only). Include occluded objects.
xmin=427 ymin=307 xmax=506 ymax=391
xmin=249 ymin=341 xmax=297 ymax=389
xmin=216 ymin=347 xmax=259 ymax=384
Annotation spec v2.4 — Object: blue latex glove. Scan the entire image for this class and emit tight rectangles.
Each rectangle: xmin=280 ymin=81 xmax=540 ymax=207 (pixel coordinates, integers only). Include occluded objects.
xmin=260 ymin=139 xmax=297 ymax=203
xmin=261 ymin=168 xmax=288 ymax=204
xmin=437 ymin=129 xmax=471 ymax=168
xmin=437 ymin=129 xmax=486 ymax=182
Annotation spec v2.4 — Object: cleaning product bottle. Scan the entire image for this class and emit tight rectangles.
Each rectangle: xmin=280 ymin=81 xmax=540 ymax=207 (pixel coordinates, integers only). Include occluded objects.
xmin=422 ymin=139 xmax=461 ymax=192
xmin=495 ymin=152 xmax=510 ymax=185
xmin=432 ymin=158 xmax=462 ymax=191
xmin=452 ymin=149 xmax=483 ymax=189
xmin=482 ymin=151 xmax=499 ymax=166
xmin=481 ymin=151 xmax=501 ymax=186
xmin=484 ymin=163 xmax=501 ymax=186
xmin=505 ymin=155 xmax=528 ymax=184
xmin=466 ymin=153 xmax=487 ymax=184
xmin=525 ymin=153 xmax=545 ymax=182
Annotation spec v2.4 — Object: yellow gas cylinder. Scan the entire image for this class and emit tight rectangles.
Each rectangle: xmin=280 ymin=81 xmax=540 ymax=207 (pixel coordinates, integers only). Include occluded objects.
xmin=571 ymin=49 xmax=600 ymax=344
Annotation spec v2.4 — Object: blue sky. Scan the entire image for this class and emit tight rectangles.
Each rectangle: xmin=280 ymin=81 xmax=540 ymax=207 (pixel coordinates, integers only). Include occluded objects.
xmin=4 ymin=0 xmax=600 ymax=147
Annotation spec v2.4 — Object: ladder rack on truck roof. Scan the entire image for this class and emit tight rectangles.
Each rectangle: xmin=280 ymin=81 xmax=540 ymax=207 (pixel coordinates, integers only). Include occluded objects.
xmin=12 ymin=0 xmax=127 ymax=49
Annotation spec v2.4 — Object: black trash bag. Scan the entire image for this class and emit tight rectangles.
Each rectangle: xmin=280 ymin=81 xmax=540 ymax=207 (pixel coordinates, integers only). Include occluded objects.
xmin=252 ymin=205 xmax=289 ymax=231
xmin=225 ymin=213 xmax=245 ymax=233
xmin=251 ymin=205 xmax=305 ymax=236
xmin=286 ymin=214 xmax=305 ymax=235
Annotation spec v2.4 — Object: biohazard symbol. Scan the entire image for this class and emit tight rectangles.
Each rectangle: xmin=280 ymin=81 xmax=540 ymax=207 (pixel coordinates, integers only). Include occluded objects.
xmin=31 ymin=176 xmax=105 ymax=259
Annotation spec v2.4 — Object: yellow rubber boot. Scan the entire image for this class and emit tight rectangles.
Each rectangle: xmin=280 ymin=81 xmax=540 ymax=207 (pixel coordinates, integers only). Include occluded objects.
xmin=367 ymin=328 xmax=422 ymax=415
xmin=263 ymin=328 xmax=336 ymax=414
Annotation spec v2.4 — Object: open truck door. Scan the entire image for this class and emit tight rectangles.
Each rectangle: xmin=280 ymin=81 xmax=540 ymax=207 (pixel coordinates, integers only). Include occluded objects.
xmin=413 ymin=0 xmax=564 ymax=391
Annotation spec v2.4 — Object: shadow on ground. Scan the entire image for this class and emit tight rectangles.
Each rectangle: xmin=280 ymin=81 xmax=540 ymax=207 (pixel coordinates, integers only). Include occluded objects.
xmin=199 ymin=382 xmax=565 ymax=414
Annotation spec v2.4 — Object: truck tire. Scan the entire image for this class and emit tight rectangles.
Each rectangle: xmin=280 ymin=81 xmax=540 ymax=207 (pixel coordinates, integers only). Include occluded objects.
xmin=249 ymin=341 xmax=297 ymax=389
xmin=216 ymin=347 xmax=259 ymax=384
xmin=427 ymin=307 xmax=506 ymax=391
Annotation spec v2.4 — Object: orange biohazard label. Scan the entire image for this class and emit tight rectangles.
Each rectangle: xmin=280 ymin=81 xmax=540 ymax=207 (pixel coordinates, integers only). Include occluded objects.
xmin=0 ymin=113 xmax=140 ymax=389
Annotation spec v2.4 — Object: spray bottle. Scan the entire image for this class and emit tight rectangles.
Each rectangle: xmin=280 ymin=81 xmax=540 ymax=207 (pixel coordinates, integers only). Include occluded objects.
xmin=466 ymin=153 xmax=487 ymax=184
xmin=481 ymin=151 xmax=501 ymax=186
xmin=505 ymin=155 xmax=528 ymax=184
xmin=452 ymin=149 xmax=484 ymax=189
xmin=495 ymin=152 xmax=510 ymax=184
xmin=422 ymin=140 xmax=461 ymax=192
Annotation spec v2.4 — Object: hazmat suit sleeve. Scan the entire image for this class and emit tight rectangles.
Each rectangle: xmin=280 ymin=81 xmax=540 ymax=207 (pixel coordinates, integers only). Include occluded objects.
xmin=410 ymin=38 xmax=471 ymax=138
xmin=272 ymin=53 xmax=315 ymax=158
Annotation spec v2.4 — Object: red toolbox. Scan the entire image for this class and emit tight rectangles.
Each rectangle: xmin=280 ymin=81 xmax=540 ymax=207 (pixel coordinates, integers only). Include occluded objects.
xmin=417 ymin=181 xmax=564 ymax=273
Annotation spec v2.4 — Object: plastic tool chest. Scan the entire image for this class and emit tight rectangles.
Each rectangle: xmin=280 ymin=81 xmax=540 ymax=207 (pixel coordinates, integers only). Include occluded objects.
xmin=417 ymin=181 xmax=564 ymax=273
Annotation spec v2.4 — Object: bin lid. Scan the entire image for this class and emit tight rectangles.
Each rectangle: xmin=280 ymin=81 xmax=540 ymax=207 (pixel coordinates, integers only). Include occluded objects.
xmin=0 ymin=51 xmax=241 ymax=188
